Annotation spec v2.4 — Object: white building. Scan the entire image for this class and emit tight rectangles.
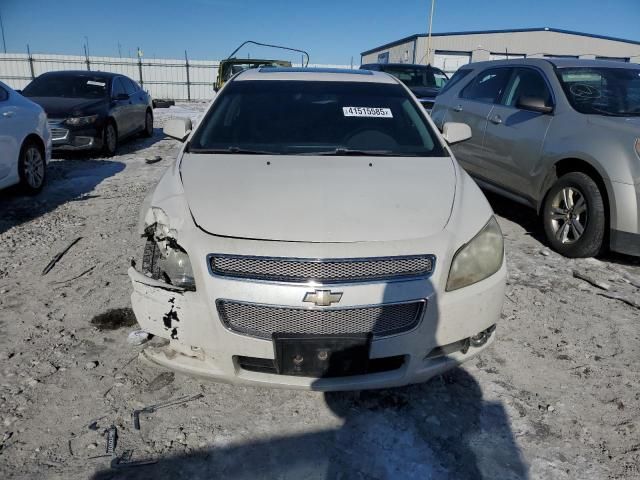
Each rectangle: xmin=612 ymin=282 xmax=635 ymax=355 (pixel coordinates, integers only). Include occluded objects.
xmin=361 ymin=28 xmax=640 ymax=75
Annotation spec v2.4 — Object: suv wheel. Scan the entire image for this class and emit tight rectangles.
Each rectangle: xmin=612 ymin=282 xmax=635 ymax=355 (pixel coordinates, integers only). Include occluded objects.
xmin=18 ymin=141 xmax=46 ymax=194
xmin=542 ymin=172 xmax=605 ymax=258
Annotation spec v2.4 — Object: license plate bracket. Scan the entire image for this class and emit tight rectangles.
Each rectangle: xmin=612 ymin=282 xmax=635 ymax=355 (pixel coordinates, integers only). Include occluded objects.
xmin=273 ymin=333 xmax=372 ymax=377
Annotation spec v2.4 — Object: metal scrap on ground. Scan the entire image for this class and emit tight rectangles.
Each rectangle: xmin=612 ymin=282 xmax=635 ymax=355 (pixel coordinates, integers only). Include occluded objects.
xmin=132 ymin=393 xmax=204 ymax=430
xmin=41 ymin=237 xmax=83 ymax=275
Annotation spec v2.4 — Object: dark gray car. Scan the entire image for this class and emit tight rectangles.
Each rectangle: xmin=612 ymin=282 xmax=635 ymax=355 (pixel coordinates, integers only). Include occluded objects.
xmin=22 ymin=71 xmax=154 ymax=156
xmin=432 ymin=58 xmax=640 ymax=258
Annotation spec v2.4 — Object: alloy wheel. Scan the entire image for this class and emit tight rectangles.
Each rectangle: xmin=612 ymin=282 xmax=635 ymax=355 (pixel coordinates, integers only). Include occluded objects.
xmin=24 ymin=146 xmax=44 ymax=189
xmin=549 ymin=187 xmax=588 ymax=244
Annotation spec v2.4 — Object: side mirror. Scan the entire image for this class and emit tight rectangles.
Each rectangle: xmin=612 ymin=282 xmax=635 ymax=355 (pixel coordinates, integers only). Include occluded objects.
xmin=516 ymin=96 xmax=553 ymax=114
xmin=164 ymin=117 xmax=192 ymax=142
xmin=442 ymin=122 xmax=472 ymax=144
xmin=15 ymin=89 xmax=22 ymax=94
xmin=114 ymin=93 xmax=129 ymax=101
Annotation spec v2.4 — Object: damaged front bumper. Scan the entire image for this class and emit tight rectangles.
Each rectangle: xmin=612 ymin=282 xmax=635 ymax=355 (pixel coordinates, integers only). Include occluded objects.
xmin=128 ymin=257 xmax=505 ymax=391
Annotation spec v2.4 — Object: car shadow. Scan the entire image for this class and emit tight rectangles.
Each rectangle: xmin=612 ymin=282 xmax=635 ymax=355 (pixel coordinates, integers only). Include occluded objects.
xmin=484 ymin=190 xmax=640 ymax=266
xmin=482 ymin=190 xmax=547 ymax=244
xmin=92 ymin=268 xmax=525 ymax=479
xmin=0 ymin=158 xmax=125 ymax=235
xmin=89 ymin=369 xmax=527 ymax=480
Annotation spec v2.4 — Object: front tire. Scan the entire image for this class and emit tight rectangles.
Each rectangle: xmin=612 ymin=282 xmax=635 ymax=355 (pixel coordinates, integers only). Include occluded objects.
xmin=542 ymin=172 xmax=605 ymax=258
xmin=18 ymin=140 xmax=46 ymax=195
xmin=103 ymin=121 xmax=118 ymax=156
xmin=143 ymin=110 xmax=153 ymax=138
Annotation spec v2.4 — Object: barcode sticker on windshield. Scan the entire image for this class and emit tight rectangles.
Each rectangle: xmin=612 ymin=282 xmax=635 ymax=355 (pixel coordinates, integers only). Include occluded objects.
xmin=87 ymin=81 xmax=106 ymax=87
xmin=343 ymin=107 xmax=393 ymax=118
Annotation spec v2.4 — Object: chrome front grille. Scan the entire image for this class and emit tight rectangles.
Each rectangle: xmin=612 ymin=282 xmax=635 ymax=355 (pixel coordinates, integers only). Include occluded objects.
xmin=50 ymin=128 xmax=68 ymax=140
xmin=216 ymin=300 xmax=425 ymax=339
xmin=208 ymin=254 xmax=435 ymax=283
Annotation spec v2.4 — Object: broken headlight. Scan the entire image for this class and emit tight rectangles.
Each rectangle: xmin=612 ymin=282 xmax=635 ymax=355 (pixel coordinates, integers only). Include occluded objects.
xmin=142 ymin=239 xmax=195 ymax=290
xmin=446 ymin=216 xmax=504 ymax=291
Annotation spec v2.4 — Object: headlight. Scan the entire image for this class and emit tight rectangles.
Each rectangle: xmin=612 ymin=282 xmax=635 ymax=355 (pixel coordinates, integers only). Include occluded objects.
xmin=143 ymin=239 xmax=195 ymax=290
xmin=65 ymin=114 xmax=98 ymax=126
xmin=158 ymin=247 xmax=195 ymax=289
xmin=446 ymin=216 xmax=504 ymax=291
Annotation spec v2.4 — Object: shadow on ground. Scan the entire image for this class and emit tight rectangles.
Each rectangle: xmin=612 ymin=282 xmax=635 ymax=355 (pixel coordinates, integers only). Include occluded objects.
xmin=0 ymin=158 xmax=125 ymax=234
xmin=91 ymin=369 xmax=528 ymax=480
xmin=483 ymin=191 xmax=546 ymax=244
xmin=485 ymin=190 xmax=640 ymax=266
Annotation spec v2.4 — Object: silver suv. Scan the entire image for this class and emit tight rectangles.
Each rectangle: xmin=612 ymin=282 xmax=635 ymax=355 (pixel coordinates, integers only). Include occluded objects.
xmin=432 ymin=58 xmax=640 ymax=258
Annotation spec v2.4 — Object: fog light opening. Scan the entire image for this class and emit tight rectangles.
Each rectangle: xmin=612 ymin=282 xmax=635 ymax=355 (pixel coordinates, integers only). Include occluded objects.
xmin=470 ymin=324 xmax=496 ymax=348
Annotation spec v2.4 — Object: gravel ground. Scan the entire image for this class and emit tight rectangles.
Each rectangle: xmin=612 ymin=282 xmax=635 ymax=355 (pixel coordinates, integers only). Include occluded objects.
xmin=0 ymin=103 xmax=639 ymax=479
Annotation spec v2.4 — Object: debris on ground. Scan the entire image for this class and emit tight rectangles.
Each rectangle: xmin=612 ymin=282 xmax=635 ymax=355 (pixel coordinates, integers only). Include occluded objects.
xmin=572 ymin=269 xmax=611 ymax=290
xmin=41 ymin=237 xmax=83 ymax=275
xmin=132 ymin=393 xmax=204 ymax=430
xmin=127 ymin=330 xmax=151 ymax=346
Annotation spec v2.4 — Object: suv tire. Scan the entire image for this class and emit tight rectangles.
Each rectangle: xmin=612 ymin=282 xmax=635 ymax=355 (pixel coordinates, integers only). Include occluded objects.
xmin=542 ymin=172 xmax=605 ymax=258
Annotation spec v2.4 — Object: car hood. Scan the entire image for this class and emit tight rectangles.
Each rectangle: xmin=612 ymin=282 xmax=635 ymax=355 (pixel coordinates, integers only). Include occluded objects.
xmin=180 ymin=153 xmax=456 ymax=243
xmin=409 ymin=86 xmax=440 ymax=99
xmin=24 ymin=97 xmax=107 ymax=118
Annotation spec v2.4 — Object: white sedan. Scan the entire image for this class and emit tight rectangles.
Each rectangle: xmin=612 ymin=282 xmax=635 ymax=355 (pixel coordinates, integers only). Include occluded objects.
xmin=130 ymin=68 xmax=506 ymax=390
xmin=0 ymin=81 xmax=51 ymax=193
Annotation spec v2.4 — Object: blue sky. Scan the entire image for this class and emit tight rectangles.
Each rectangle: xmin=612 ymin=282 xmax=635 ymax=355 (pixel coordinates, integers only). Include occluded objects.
xmin=1 ymin=0 xmax=639 ymax=63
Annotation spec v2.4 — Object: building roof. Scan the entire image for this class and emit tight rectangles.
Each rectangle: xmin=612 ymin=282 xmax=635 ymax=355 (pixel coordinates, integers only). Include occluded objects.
xmin=361 ymin=27 xmax=640 ymax=56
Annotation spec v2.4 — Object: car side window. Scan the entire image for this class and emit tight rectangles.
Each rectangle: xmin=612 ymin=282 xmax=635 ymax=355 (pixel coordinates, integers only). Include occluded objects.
xmin=461 ymin=68 xmax=512 ymax=103
xmin=0 ymin=86 xmax=8 ymax=102
xmin=503 ymin=68 xmax=552 ymax=107
xmin=123 ymin=77 xmax=138 ymax=95
xmin=112 ymin=78 xmax=127 ymax=98
xmin=439 ymin=69 xmax=471 ymax=95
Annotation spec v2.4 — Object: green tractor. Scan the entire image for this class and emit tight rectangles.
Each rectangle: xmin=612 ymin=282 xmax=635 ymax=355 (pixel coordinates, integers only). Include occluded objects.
xmin=214 ymin=41 xmax=310 ymax=92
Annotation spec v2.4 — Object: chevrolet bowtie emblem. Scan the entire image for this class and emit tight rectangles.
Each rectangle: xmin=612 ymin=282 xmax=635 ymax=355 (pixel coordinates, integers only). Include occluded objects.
xmin=303 ymin=289 xmax=343 ymax=307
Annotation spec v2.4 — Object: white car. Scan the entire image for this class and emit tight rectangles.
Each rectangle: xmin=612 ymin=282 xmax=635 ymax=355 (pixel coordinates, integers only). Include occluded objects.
xmin=0 ymin=81 xmax=51 ymax=193
xmin=130 ymin=68 xmax=506 ymax=391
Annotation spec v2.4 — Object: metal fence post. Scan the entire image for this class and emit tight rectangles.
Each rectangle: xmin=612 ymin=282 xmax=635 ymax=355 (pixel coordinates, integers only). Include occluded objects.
xmin=84 ymin=45 xmax=91 ymax=71
xmin=27 ymin=44 xmax=35 ymax=80
xmin=137 ymin=47 xmax=144 ymax=87
xmin=185 ymin=50 xmax=191 ymax=101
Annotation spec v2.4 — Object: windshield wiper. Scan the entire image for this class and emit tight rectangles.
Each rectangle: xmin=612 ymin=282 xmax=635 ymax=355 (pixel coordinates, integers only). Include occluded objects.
xmin=303 ymin=148 xmax=416 ymax=157
xmin=188 ymin=146 xmax=278 ymax=155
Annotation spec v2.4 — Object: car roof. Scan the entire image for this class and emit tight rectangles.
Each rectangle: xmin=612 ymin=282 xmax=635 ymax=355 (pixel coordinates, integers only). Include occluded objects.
xmin=234 ymin=67 xmax=398 ymax=84
xmin=38 ymin=70 xmax=122 ymax=79
xmin=459 ymin=58 xmax=640 ymax=70
xmin=362 ymin=63 xmax=443 ymax=69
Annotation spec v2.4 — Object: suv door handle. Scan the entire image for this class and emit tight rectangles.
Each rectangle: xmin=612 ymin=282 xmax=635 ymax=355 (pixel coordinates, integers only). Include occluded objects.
xmin=490 ymin=114 xmax=502 ymax=125
xmin=453 ymin=105 xmax=463 ymax=112
xmin=2 ymin=111 xmax=14 ymax=118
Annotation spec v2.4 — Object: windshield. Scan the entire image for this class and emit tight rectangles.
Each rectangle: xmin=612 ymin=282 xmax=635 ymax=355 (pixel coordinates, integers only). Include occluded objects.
xmin=190 ymin=80 xmax=445 ymax=156
xmin=558 ymin=67 xmax=640 ymax=116
xmin=22 ymin=74 xmax=109 ymax=99
xmin=380 ymin=66 xmax=448 ymax=89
